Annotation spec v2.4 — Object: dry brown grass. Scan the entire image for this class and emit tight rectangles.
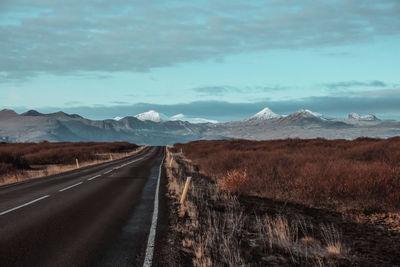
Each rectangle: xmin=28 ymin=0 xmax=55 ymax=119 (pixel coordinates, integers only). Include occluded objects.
xmin=166 ymin=146 xmax=246 ymax=266
xmin=219 ymin=169 xmax=248 ymax=194
xmin=0 ymin=141 xmax=138 ymax=165
xmin=175 ymin=137 xmax=400 ymax=212
xmin=0 ymin=143 xmax=143 ymax=185
xmin=255 ymin=214 xmax=346 ymax=263
xmin=320 ymin=224 xmax=345 ymax=259
xmin=165 ymin=146 xmax=346 ymax=266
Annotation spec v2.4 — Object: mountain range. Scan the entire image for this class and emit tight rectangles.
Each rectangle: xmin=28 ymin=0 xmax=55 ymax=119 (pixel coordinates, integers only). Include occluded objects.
xmin=1 ymin=108 xmax=399 ymax=145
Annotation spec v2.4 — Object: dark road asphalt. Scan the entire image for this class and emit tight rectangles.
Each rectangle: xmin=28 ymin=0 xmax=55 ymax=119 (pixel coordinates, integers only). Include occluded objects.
xmin=0 ymin=146 xmax=166 ymax=267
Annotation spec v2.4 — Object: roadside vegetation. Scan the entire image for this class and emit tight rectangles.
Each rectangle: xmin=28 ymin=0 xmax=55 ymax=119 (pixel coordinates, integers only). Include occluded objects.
xmin=0 ymin=142 xmax=140 ymax=185
xmin=165 ymin=138 xmax=400 ymax=266
xmin=175 ymin=137 xmax=400 ymax=212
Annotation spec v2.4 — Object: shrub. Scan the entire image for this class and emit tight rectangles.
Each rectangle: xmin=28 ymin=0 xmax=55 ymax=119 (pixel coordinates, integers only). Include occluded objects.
xmin=219 ymin=169 xmax=248 ymax=194
xmin=0 ymin=152 xmax=29 ymax=172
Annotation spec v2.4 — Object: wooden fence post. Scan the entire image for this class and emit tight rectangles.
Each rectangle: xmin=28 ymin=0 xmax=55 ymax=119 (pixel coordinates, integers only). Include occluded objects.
xmin=169 ymin=157 xmax=173 ymax=168
xmin=180 ymin=177 xmax=192 ymax=204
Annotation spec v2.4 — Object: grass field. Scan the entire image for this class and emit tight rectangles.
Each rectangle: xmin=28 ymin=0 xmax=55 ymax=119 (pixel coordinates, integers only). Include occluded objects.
xmin=166 ymin=138 xmax=400 ymax=266
xmin=0 ymin=142 xmax=139 ymax=185
xmin=175 ymin=137 xmax=400 ymax=212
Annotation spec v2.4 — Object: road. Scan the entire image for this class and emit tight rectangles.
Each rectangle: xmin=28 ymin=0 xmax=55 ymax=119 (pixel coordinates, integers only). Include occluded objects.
xmin=0 ymin=146 xmax=166 ymax=267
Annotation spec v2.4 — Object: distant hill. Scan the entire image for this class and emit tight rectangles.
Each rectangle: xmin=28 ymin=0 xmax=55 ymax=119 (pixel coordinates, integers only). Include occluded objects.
xmin=1 ymin=108 xmax=399 ymax=144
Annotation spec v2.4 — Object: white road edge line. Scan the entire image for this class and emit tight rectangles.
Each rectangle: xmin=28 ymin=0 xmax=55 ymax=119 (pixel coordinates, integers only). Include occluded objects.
xmin=0 ymin=195 xmax=50 ymax=216
xmin=104 ymin=170 xmax=112 ymax=175
xmin=59 ymin=182 xmax=83 ymax=192
xmin=143 ymin=151 xmax=165 ymax=267
xmin=88 ymin=175 xmax=101 ymax=181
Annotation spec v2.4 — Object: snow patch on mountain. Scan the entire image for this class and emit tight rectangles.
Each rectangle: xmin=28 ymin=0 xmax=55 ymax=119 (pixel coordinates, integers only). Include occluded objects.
xmin=250 ymin=108 xmax=280 ymax=120
xmin=171 ymin=113 xmax=185 ymax=120
xmin=135 ymin=110 xmax=169 ymax=122
xmin=290 ymin=109 xmax=324 ymax=118
xmin=298 ymin=109 xmax=323 ymax=117
xmin=190 ymin=118 xmax=219 ymax=124
xmin=171 ymin=113 xmax=218 ymax=124
xmin=113 ymin=116 xmax=123 ymax=121
xmin=348 ymin=113 xmax=378 ymax=121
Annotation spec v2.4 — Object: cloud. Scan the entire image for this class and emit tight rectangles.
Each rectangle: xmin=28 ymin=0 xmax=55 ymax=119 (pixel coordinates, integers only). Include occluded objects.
xmin=324 ymin=80 xmax=388 ymax=89
xmin=193 ymin=86 xmax=241 ymax=96
xmin=358 ymin=88 xmax=400 ymax=97
xmin=255 ymin=85 xmax=289 ymax=92
xmin=193 ymin=85 xmax=288 ymax=96
xmin=1 ymin=0 xmax=400 ymax=82
xmin=111 ymin=101 xmax=130 ymax=105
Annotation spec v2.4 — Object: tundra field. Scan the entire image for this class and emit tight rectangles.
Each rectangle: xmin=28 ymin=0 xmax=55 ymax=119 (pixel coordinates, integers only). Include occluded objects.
xmin=175 ymin=137 xmax=400 ymax=212
xmin=164 ymin=137 xmax=400 ymax=266
xmin=0 ymin=142 xmax=139 ymax=185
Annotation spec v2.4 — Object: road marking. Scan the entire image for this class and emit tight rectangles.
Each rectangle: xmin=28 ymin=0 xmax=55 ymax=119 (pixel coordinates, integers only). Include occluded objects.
xmin=0 ymin=153 xmax=149 ymax=217
xmin=0 ymin=195 xmax=50 ymax=216
xmin=143 ymin=151 xmax=165 ymax=267
xmin=126 ymin=157 xmax=143 ymax=165
xmin=59 ymin=182 xmax=83 ymax=192
xmin=87 ymin=175 xmax=101 ymax=181
xmin=103 ymin=156 xmax=144 ymax=175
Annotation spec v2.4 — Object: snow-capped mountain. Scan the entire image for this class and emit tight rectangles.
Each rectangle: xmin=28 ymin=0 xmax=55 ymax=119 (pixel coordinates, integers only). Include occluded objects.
xmin=1 ymin=108 xmax=399 ymax=145
xmin=261 ymin=109 xmax=324 ymax=124
xmin=189 ymin=118 xmax=219 ymax=124
xmin=135 ymin=110 xmax=169 ymax=122
xmin=246 ymin=108 xmax=324 ymax=122
xmin=171 ymin=113 xmax=218 ymax=124
xmin=0 ymin=109 xmax=209 ymax=145
xmin=287 ymin=109 xmax=324 ymax=119
xmin=249 ymin=108 xmax=281 ymax=120
xmin=116 ymin=110 xmax=218 ymax=124
xmin=348 ymin=113 xmax=378 ymax=121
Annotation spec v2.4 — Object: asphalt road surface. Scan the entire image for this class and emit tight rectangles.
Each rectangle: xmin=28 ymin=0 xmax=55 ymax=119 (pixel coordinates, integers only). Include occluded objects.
xmin=0 ymin=146 xmax=166 ymax=267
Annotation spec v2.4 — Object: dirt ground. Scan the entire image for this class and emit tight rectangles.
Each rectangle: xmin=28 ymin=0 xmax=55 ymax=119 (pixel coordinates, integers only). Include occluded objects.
xmin=239 ymin=196 xmax=400 ymax=266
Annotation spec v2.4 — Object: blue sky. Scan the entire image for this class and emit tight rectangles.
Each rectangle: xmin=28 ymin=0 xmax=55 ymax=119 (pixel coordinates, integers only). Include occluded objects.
xmin=1 ymin=0 xmax=399 ymax=121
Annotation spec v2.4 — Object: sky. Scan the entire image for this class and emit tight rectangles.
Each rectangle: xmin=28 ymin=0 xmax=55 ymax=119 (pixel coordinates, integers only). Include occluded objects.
xmin=1 ymin=0 xmax=399 ymax=121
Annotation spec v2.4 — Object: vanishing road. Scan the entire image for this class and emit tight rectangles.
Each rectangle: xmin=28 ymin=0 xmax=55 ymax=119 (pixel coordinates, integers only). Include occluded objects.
xmin=0 ymin=146 xmax=166 ymax=267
